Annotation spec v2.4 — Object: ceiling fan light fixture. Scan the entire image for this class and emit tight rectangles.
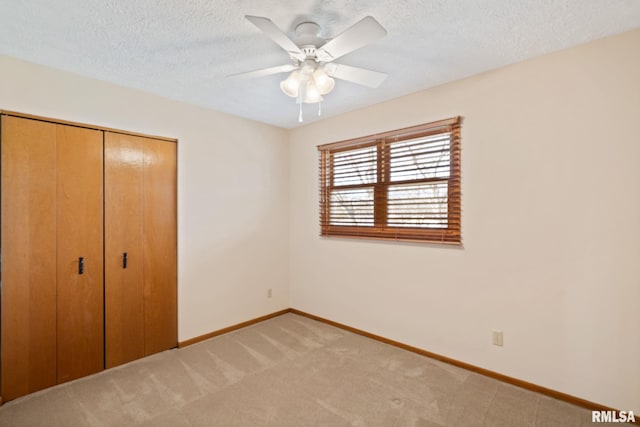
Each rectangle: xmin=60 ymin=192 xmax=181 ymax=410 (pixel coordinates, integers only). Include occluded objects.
xmin=284 ymin=67 xmax=334 ymax=102
xmin=313 ymin=68 xmax=335 ymax=95
xmin=303 ymin=80 xmax=322 ymax=103
xmin=240 ymin=15 xmax=388 ymax=123
xmin=280 ymin=71 xmax=301 ymax=97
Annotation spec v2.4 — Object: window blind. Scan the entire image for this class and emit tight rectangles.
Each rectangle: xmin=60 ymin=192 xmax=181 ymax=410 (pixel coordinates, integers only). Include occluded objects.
xmin=318 ymin=117 xmax=461 ymax=243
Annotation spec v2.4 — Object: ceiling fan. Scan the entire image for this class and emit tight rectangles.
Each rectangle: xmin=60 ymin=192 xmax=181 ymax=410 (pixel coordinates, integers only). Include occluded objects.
xmin=231 ymin=15 xmax=388 ymax=122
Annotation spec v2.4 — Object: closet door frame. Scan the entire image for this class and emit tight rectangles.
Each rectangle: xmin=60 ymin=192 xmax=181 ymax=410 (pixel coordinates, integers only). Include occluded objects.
xmin=0 ymin=111 xmax=177 ymax=403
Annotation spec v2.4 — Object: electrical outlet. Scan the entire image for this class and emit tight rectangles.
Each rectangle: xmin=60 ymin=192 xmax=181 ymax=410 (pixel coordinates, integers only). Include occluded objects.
xmin=492 ymin=330 xmax=503 ymax=347
xmin=267 ymin=288 xmax=272 ymax=298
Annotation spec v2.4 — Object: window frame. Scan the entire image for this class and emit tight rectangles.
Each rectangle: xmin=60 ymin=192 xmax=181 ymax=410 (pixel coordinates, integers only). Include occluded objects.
xmin=318 ymin=116 xmax=461 ymax=244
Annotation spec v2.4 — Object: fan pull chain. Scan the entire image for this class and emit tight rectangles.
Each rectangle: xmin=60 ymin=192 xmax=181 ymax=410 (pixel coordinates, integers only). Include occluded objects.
xmin=298 ymin=91 xmax=303 ymax=122
xmin=318 ymin=101 xmax=322 ymax=117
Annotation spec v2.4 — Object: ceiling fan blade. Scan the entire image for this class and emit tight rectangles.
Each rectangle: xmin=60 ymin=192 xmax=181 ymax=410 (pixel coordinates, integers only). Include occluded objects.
xmin=227 ymin=64 xmax=298 ymax=79
xmin=325 ymin=63 xmax=387 ymax=88
xmin=245 ymin=15 xmax=305 ymax=61
xmin=316 ymin=16 xmax=387 ymax=62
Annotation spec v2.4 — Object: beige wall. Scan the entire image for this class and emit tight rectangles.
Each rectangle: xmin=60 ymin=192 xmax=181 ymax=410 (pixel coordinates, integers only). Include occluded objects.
xmin=0 ymin=55 xmax=290 ymax=342
xmin=289 ymin=29 xmax=640 ymax=412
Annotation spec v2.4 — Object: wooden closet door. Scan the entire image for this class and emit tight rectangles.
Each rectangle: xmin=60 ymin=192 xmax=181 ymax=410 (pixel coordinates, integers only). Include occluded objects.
xmin=104 ymin=132 xmax=145 ymax=368
xmin=1 ymin=116 xmax=57 ymax=400
xmin=56 ymin=124 xmax=104 ymax=383
xmin=143 ymin=138 xmax=177 ymax=355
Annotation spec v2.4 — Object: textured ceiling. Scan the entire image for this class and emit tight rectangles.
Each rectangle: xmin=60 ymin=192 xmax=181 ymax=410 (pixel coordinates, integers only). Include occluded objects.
xmin=0 ymin=1 xmax=639 ymax=128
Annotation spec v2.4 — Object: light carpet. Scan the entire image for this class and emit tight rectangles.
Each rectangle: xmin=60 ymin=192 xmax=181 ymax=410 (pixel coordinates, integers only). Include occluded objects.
xmin=0 ymin=313 xmax=594 ymax=426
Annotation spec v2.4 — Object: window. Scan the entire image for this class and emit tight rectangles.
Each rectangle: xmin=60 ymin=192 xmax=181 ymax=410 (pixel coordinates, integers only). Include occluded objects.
xmin=318 ymin=116 xmax=461 ymax=244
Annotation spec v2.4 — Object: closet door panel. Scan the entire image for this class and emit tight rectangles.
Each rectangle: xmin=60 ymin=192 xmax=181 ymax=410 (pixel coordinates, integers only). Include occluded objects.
xmin=143 ymin=139 xmax=177 ymax=355
xmin=104 ymin=132 xmax=145 ymax=368
xmin=56 ymin=124 xmax=104 ymax=383
xmin=1 ymin=116 xmax=57 ymax=400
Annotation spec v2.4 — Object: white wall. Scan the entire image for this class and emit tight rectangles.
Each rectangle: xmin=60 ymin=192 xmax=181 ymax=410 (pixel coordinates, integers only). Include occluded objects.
xmin=0 ymin=55 xmax=290 ymax=342
xmin=289 ymin=29 xmax=640 ymax=412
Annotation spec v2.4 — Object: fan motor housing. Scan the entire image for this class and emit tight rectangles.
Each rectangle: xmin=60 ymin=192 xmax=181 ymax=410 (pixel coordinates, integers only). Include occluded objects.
xmin=295 ymin=21 xmax=323 ymax=48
